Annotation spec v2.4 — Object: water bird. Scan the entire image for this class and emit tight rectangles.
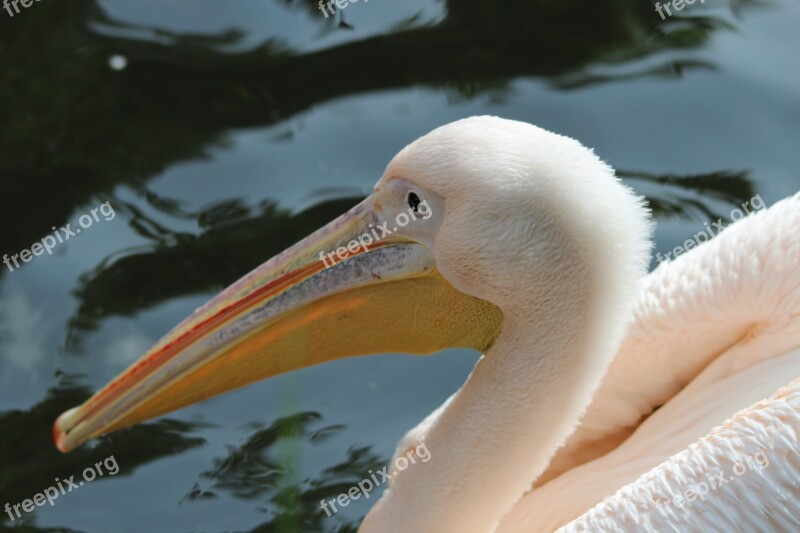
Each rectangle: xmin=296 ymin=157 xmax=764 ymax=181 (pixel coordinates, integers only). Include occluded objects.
xmin=54 ymin=117 xmax=800 ymax=531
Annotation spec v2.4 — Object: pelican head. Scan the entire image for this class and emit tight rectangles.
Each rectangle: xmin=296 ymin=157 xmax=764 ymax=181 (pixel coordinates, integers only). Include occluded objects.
xmin=54 ymin=116 xmax=651 ymax=531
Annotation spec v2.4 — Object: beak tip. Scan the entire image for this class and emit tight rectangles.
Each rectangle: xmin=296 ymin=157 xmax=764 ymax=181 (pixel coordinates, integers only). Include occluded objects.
xmin=53 ymin=406 xmax=82 ymax=453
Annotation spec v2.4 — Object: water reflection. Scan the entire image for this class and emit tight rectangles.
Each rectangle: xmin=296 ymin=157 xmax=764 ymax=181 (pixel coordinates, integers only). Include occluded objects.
xmin=186 ymin=412 xmax=377 ymax=532
xmin=1 ymin=0 xmax=765 ymax=265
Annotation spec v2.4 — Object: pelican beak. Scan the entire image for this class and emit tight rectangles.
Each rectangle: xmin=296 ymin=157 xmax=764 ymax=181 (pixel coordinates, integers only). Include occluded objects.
xmin=54 ymin=197 xmax=503 ymax=452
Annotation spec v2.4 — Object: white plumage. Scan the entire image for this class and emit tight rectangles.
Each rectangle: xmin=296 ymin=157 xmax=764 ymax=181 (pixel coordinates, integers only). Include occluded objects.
xmin=501 ymin=191 xmax=800 ymax=532
xmin=360 ymin=117 xmax=800 ymax=532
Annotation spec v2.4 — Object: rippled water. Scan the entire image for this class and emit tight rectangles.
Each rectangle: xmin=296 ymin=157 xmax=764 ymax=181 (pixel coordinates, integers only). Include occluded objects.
xmin=1 ymin=0 xmax=799 ymax=531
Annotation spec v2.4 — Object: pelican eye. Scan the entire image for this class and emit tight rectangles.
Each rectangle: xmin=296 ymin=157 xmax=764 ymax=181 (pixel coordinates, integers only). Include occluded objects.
xmin=408 ymin=192 xmax=421 ymax=213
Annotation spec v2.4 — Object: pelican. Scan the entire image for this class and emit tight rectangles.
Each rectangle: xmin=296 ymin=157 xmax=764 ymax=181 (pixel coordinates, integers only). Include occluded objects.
xmin=53 ymin=117 xmax=800 ymax=531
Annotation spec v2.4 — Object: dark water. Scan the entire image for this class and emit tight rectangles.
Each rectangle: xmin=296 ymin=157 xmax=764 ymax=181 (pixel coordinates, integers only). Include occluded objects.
xmin=0 ymin=0 xmax=798 ymax=531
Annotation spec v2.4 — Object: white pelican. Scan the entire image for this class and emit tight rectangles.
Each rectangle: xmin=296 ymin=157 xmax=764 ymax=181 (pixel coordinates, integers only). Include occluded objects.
xmin=53 ymin=117 xmax=800 ymax=532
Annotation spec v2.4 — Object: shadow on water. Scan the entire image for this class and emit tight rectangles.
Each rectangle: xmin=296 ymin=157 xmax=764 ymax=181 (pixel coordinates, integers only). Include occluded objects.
xmin=0 ymin=0 xmax=771 ymax=530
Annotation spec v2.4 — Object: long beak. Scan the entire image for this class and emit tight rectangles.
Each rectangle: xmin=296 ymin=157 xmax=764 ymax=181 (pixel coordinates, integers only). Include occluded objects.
xmin=54 ymin=197 xmax=503 ymax=452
